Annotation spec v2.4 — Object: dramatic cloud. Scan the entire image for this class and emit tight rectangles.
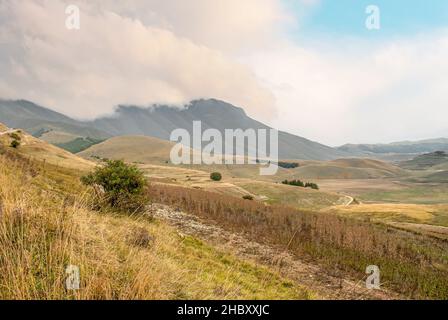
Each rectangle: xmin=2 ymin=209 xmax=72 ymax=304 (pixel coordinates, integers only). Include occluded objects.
xmin=0 ymin=0 xmax=447 ymax=145
xmin=0 ymin=0 xmax=283 ymax=119
xmin=91 ymin=0 xmax=293 ymax=52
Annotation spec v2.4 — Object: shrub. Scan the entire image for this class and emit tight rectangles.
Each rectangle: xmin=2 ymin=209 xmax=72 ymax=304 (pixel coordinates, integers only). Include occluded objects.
xmin=10 ymin=140 xmax=20 ymax=149
xmin=242 ymin=195 xmax=254 ymax=200
xmin=278 ymin=162 xmax=299 ymax=169
xmin=304 ymin=182 xmax=319 ymax=190
xmin=81 ymin=160 xmax=148 ymax=213
xmin=210 ymin=172 xmax=222 ymax=181
xmin=9 ymin=133 xmax=21 ymax=141
xmin=282 ymin=179 xmax=304 ymax=187
xmin=282 ymin=179 xmax=319 ymax=190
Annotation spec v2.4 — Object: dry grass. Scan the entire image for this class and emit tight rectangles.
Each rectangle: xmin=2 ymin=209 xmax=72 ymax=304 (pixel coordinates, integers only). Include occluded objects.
xmin=0 ymin=129 xmax=94 ymax=171
xmin=0 ymin=150 xmax=311 ymax=300
xmin=149 ymin=184 xmax=448 ymax=299
xmin=324 ymin=204 xmax=436 ymax=223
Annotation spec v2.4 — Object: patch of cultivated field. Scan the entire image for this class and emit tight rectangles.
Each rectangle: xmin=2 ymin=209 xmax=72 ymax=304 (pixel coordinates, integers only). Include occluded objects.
xmin=323 ymin=203 xmax=448 ymax=228
xmin=234 ymin=180 xmax=343 ymax=210
xmin=39 ymin=130 xmax=79 ymax=144
xmin=388 ymin=223 xmax=448 ymax=240
xmin=316 ymin=179 xmax=407 ymax=196
xmin=138 ymin=163 xmax=343 ymax=210
xmin=360 ymin=184 xmax=448 ymax=204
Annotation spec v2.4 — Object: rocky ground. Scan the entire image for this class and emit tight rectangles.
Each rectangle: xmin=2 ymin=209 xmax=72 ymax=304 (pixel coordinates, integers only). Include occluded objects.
xmin=148 ymin=203 xmax=400 ymax=300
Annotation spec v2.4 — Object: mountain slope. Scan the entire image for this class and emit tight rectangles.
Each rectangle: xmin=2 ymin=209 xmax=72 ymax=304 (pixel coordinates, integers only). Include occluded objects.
xmin=79 ymin=135 xmax=179 ymax=163
xmin=0 ymin=99 xmax=110 ymax=146
xmin=399 ymin=151 xmax=448 ymax=170
xmin=1 ymin=98 xmax=350 ymax=160
xmin=89 ymin=99 xmax=350 ymax=160
xmin=338 ymin=138 xmax=448 ymax=156
xmin=0 ymin=127 xmax=310 ymax=300
xmin=0 ymin=122 xmax=94 ymax=171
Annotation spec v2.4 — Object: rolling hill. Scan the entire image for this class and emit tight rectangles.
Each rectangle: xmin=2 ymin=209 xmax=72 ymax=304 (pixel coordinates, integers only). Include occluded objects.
xmin=79 ymin=135 xmax=180 ymax=164
xmin=88 ymin=99 xmax=350 ymax=160
xmin=0 ymin=122 xmax=94 ymax=171
xmin=80 ymin=136 xmax=405 ymax=181
xmin=399 ymin=151 xmax=448 ymax=170
xmin=338 ymin=138 xmax=448 ymax=157
xmin=0 ymin=99 xmax=110 ymax=152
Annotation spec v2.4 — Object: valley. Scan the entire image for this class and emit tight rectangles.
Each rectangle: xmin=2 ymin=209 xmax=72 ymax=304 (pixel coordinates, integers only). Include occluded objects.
xmin=78 ymin=132 xmax=448 ymax=245
xmin=1 ymin=103 xmax=448 ymax=300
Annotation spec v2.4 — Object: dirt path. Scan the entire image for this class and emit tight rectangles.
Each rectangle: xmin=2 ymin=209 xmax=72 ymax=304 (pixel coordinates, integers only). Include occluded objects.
xmin=148 ymin=203 xmax=400 ymax=300
xmin=0 ymin=128 xmax=17 ymax=136
xmin=342 ymin=195 xmax=355 ymax=206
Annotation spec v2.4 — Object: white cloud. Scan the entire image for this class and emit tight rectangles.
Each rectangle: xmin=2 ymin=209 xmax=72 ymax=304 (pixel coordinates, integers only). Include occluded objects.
xmin=0 ymin=0 xmax=447 ymax=145
xmin=246 ymin=32 xmax=448 ymax=145
xmin=0 ymin=0 xmax=283 ymax=119
xmin=96 ymin=0 xmax=293 ymax=52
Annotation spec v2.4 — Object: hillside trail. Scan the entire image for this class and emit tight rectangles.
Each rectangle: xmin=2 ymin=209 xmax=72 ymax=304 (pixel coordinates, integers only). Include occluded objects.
xmin=0 ymin=128 xmax=18 ymax=136
xmin=148 ymin=203 xmax=401 ymax=300
xmin=342 ymin=195 xmax=355 ymax=206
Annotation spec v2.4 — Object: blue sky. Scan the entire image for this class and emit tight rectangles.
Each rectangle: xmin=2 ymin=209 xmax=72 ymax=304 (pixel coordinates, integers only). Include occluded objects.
xmin=286 ymin=0 xmax=448 ymax=39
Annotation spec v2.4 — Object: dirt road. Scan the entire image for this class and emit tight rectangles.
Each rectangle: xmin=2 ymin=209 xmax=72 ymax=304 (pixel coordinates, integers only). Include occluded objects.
xmin=148 ymin=203 xmax=399 ymax=300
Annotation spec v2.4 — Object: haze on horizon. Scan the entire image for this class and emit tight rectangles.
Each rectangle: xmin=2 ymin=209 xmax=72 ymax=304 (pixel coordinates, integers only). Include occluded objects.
xmin=1 ymin=0 xmax=447 ymax=146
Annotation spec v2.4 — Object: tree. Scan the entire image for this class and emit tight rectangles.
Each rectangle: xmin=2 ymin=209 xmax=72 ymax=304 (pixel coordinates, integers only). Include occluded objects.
xmin=81 ymin=160 xmax=148 ymax=212
xmin=10 ymin=140 xmax=20 ymax=148
xmin=210 ymin=172 xmax=222 ymax=181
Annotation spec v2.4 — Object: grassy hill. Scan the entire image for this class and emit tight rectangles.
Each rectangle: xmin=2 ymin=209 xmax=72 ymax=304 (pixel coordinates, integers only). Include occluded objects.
xmin=0 ymin=126 xmax=94 ymax=171
xmin=81 ymin=136 xmax=405 ymax=180
xmin=0 ymin=125 xmax=310 ymax=300
xmin=338 ymin=138 xmax=448 ymax=155
xmin=79 ymin=135 xmax=178 ymax=163
xmin=0 ymin=99 xmax=110 ymax=153
xmin=3 ymin=123 xmax=448 ymax=299
xmin=399 ymin=151 xmax=448 ymax=170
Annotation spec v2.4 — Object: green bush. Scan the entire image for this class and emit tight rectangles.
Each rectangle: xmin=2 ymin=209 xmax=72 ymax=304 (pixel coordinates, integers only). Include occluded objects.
xmin=242 ymin=195 xmax=254 ymax=200
xmin=282 ymin=179 xmax=304 ymax=187
xmin=305 ymin=182 xmax=319 ymax=190
xmin=81 ymin=160 xmax=148 ymax=213
xmin=210 ymin=172 xmax=222 ymax=181
xmin=9 ymin=133 xmax=21 ymax=141
xmin=10 ymin=140 xmax=20 ymax=149
xmin=282 ymin=179 xmax=319 ymax=190
xmin=278 ymin=162 xmax=299 ymax=169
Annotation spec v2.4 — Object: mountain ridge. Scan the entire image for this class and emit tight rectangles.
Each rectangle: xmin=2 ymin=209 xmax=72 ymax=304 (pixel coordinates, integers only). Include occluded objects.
xmin=0 ymin=98 xmax=350 ymax=160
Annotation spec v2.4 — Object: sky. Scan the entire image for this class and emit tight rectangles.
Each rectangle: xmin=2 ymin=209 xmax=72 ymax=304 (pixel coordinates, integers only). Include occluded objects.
xmin=0 ymin=0 xmax=447 ymax=146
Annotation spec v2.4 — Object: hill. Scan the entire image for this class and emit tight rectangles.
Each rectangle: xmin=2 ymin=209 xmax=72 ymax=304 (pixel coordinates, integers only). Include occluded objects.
xmin=89 ymin=99 xmax=350 ymax=160
xmin=1 ymin=98 xmax=350 ymax=160
xmin=338 ymin=138 xmax=448 ymax=156
xmin=0 ymin=99 xmax=111 ymax=152
xmin=79 ymin=135 xmax=179 ymax=163
xmin=0 ymin=139 xmax=310 ymax=300
xmin=399 ymin=151 xmax=448 ymax=170
xmin=80 ymin=136 xmax=405 ymax=182
xmin=0 ymin=123 xmax=94 ymax=171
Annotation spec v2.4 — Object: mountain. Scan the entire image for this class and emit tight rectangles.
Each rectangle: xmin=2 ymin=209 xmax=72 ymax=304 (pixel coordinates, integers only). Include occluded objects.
xmin=399 ymin=151 xmax=448 ymax=170
xmin=88 ymin=99 xmax=349 ymax=160
xmin=0 ymin=122 xmax=94 ymax=171
xmin=0 ymin=99 xmax=111 ymax=148
xmin=338 ymin=138 xmax=448 ymax=156
xmin=1 ymin=98 xmax=350 ymax=160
